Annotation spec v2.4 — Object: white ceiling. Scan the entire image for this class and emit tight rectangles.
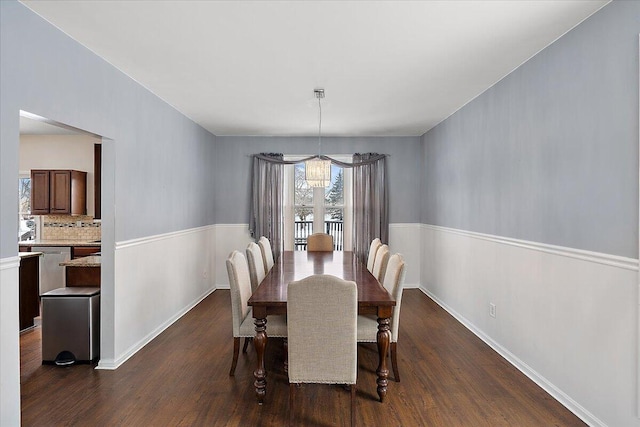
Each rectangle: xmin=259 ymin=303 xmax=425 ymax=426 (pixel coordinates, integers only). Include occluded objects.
xmin=19 ymin=115 xmax=83 ymax=135
xmin=21 ymin=0 xmax=608 ymax=137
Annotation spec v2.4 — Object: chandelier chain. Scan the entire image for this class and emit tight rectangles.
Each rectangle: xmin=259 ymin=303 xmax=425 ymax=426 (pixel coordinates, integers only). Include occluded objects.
xmin=318 ymin=92 xmax=322 ymax=156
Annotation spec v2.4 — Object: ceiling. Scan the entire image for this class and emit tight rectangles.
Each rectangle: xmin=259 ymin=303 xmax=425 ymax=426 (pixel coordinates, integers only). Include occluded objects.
xmin=21 ymin=1 xmax=608 ymax=137
xmin=19 ymin=115 xmax=83 ymax=135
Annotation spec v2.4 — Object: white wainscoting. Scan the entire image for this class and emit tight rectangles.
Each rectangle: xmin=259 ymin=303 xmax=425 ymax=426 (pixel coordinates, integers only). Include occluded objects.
xmin=214 ymin=224 xmax=254 ymax=289
xmin=213 ymin=223 xmax=423 ymax=288
xmin=421 ymin=224 xmax=638 ymax=427
xmin=388 ymin=223 xmax=421 ymax=288
xmin=0 ymin=257 xmax=20 ymax=427
xmin=97 ymin=225 xmax=215 ymax=370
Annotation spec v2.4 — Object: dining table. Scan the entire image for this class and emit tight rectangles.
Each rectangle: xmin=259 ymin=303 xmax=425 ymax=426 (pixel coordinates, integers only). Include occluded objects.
xmin=247 ymin=250 xmax=396 ymax=404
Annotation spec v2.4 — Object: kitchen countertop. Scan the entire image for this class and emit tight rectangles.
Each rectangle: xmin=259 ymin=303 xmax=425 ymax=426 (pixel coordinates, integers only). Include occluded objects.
xmin=19 ymin=239 xmax=101 ymax=247
xmin=18 ymin=251 xmax=43 ymax=260
xmin=60 ymin=256 xmax=101 ymax=267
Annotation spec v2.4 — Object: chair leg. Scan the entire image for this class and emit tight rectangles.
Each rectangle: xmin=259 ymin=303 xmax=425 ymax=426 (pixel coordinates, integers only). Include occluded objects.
xmin=242 ymin=337 xmax=251 ymax=354
xmin=390 ymin=342 xmax=400 ymax=382
xmin=229 ymin=337 xmax=240 ymax=376
xmin=289 ymin=383 xmax=295 ymax=427
xmin=350 ymin=384 xmax=356 ymax=427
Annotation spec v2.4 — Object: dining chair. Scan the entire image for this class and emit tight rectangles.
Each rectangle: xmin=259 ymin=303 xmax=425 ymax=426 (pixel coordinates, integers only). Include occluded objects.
xmin=258 ymin=236 xmax=275 ymax=275
xmin=307 ymin=232 xmax=334 ymax=251
xmin=246 ymin=242 xmax=266 ymax=293
xmin=357 ymin=253 xmax=406 ymax=382
xmin=371 ymin=244 xmax=389 ymax=283
xmin=287 ymin=274 xmax=358 ymax=427
xmin=367 ymin=238 xmax=382 ymax=272
xmin=226 ymin=250 xmax=287 ymax=376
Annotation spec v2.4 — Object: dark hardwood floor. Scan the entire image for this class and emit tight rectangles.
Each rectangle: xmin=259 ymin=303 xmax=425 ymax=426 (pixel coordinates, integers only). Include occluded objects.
xmin=20 ymin=289 xmax=585 ymax=426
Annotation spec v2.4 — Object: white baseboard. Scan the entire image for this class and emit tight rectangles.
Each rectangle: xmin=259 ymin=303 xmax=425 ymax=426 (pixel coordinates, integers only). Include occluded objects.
xmin=101 ymin=225 xmax=216 ymax=369
xmin=97 ymin=287 xmax=214 ymax=370
xmin=418 ymin=285 xmax=606 ymax=427
xmin=420 ymin=224 xmax=638 ymax=427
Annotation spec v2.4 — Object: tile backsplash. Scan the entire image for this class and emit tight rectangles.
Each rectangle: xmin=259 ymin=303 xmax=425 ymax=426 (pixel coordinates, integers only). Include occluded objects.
xmin=41 ymin=215 xmax=101 ymax=241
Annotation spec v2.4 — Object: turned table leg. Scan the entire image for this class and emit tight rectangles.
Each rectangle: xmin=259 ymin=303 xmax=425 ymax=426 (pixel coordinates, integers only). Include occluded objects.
xmin=253 ymin=317 xmax=267 ymax=404
xmin=376 ymin=316 xmax=391 ymax=402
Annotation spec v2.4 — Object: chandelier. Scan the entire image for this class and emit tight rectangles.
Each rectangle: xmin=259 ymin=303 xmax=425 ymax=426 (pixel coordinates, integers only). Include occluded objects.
xmin=305 ymin=88 xmax=331 ymax=188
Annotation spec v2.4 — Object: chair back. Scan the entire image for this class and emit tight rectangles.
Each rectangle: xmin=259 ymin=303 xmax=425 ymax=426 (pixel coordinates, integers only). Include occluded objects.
xmin=287 ymin=275 xmax=358 ymax=385
xmin=258 ymin=236 xmax=275 ymax=274
xmin=372 ymin=244 xmax=390 ymax=283
xmin=307 ymin=233 xmax=333 ymax=251
xmin=383 ymin=253 xmax=407 ymax=341
xmin=367 ymin=238 xmax=382 ymax=272
xmin=246 ymin=242 xmax=266 ymax=293
xmin=226 ymin=251 xmax=252 ymax=337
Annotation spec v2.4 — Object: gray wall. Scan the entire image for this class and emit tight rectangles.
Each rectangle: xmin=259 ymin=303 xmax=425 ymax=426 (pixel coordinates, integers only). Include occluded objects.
xmin=0 ymin=0 xmax=216 ymax=258
xmin=422 ymin=0 xmax=639 ymax=258
xmin=214 ymin=136 xmax=422 ymax=224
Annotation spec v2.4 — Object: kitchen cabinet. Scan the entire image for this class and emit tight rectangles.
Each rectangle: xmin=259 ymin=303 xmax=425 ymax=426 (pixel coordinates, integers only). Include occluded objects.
xmin=31 ymin=170 xmax=87 ymax=215
xmin=71 ymin=246 xmax=100 ymax=259
xmin=60 ymin=256 xmax=101 ymax=287
xmin=19 ymin=252 xmax=42 ymax=331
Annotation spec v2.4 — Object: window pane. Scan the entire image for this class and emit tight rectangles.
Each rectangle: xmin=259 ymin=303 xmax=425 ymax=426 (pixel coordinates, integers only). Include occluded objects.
xmin=294 ymin=163 xmax=313 ymax=221
xmin=325 ymin=208 xmax=343 ymax=221
xmin=19 ymin=177 xmax=30 ymax=214
xmin=325 ymin=165 xmax=343 ymax=206
xmin=18 ymin=177 xmax=35 ymax=241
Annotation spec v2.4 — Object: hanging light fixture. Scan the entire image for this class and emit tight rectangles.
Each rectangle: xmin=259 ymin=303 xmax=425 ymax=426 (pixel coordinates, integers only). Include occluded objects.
xmin=305 ymin=88 xmax=331 ymax=188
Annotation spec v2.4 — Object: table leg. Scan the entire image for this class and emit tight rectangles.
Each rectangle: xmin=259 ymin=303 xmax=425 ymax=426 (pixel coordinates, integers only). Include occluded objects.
xmin=253 ymin=317 xmax=267 ymax=404
xmin=376 ymin=316 xmax=391 ymax=402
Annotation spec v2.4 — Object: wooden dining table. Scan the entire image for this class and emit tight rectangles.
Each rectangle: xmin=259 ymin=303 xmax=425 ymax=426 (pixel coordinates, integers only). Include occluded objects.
xmin=247 ymin=250 xmax=396 ymax=404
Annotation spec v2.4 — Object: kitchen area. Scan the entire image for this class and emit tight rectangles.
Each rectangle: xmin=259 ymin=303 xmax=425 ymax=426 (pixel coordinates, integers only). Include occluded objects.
xmin=18 ymin=115 xmax=102 ymax=364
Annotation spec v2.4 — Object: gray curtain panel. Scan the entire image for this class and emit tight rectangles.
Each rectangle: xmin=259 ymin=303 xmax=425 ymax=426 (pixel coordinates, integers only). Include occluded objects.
xmin=249 ymin=153 xmax=284 ymax=260
xmin=249 ymin=152 xmax=388 ymax=261
xmin=352 ymin=153 xmax=389 ymax=263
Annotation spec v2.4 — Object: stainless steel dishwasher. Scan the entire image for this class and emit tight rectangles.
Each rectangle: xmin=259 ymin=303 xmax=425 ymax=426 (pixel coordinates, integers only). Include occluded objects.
xmin=31 ymin=246 xmax=70 ymax=294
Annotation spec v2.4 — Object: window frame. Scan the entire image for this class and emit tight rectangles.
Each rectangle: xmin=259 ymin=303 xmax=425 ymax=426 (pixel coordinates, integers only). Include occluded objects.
xmin=284 ymin=156 xmax=352 ymax=251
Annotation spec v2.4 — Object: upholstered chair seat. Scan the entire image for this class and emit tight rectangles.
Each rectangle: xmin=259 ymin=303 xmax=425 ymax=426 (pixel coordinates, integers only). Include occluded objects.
xmin=306 ymin=233 xmax=334 ymax=251
xmin=357 ymin=253 xmax=406 ymax=382
xmin=226 ymin=250 xmax=287 ymax=376
xmin=367 ymin=238 xmax=382 ymax=272
xmin=287 ymin=274 xmax=358 ymax=426
xmin=246 ymin=242 xmax=266 ymax=293
xmin=258 ymin=236 xmax=275 ymax=274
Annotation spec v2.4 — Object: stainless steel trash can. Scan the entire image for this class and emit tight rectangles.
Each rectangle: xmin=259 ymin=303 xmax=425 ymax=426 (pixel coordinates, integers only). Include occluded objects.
xmin=41 ymin=287 xmax=100 ymax=364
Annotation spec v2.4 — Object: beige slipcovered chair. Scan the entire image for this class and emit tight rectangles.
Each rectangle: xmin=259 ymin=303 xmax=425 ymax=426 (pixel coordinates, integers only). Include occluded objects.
xmin=366 ymin=238 xmax=382 ymax=272
xmin=226 ymin=250 xmax=287 ymax=376
xmin=306 ymin=232 xmax=334 ymax=251
xmin=287 ymin=275 xmax=358 ymax=427
xmin=246 ymin=242 xmax=266 ymax=293
xmin=258 ymin=236 xmax=275 ymax=274
xmin=371 ymin=244 xmax=389 ymax=283
xmin=357 ymin=253 xmax=406 ymax=382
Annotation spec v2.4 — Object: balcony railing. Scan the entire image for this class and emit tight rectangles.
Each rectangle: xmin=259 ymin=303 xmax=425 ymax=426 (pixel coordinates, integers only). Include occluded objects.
xmin=294 ymin=220 xmax=343 ymax=251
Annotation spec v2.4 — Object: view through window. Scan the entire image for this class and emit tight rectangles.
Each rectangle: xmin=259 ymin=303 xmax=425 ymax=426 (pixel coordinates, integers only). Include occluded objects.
xmin=293 ymin=162 xmax=345 ymax=250
xmin=19 ymin=175 xmax=35 ymax=241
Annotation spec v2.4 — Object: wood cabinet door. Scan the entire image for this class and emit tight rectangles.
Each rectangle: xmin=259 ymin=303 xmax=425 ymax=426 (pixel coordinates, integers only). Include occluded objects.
xmin=19 ymin=256 xmax=40 ymax=330
xmin=70 ymin=170 xmax=87 ymax=215
xmin=50 ymin=170 xmax=71 ymax=214
xmin=71 ymin=246 xmax=100 ymax=258
xmin=30 ymin=170 xmax=50 ymax=215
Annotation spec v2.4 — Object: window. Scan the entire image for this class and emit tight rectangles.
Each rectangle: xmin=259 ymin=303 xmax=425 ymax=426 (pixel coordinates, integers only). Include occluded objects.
xmin=285 ymin=158 xmax=352 ymax=251
xmin=18 ymin=174 xmax=36 ymax=241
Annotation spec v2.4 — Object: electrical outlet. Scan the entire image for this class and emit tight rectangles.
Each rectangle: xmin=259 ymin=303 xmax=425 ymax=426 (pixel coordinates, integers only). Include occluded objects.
xmin=489 ymin=303 xmax=496 ymax=318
